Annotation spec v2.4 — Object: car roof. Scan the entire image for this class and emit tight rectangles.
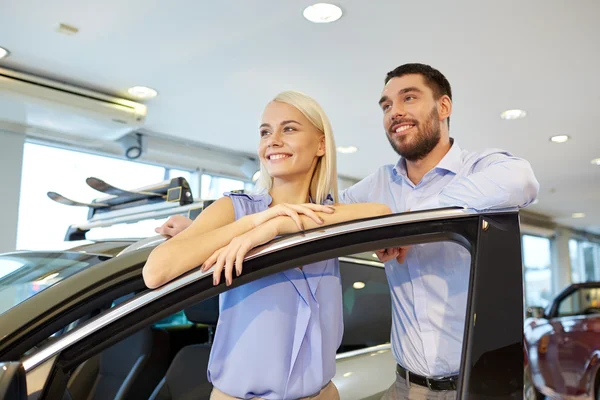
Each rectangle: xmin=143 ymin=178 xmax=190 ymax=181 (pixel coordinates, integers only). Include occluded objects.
xmin=65 ymin=240 xmax=139 ymax=257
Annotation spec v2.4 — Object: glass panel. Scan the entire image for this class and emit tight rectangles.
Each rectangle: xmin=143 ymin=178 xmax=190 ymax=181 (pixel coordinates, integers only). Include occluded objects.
xmin=167 ymin=168 xmax=192 ymax=183
xmin=557 ymin=287 xmax=600 ymax=317
xmin=154 ymin=311 xmax=193 ymax=328
xmin=17 ymin=143 xmax=166 ymax=251
xmin=338 ymin=260 xmax=391 ymax=352
xmin=0 ymin=252 xmax=105 ymax=315
xmin=522 ymin=235 xmax=553 ymax=308
xmin=569 ymin=239 xmax=600 ymax=283
xmin=201 ymin=174 xmax=248 ymax=200
xmin=570 ymin=239 xmax=582 ymax=283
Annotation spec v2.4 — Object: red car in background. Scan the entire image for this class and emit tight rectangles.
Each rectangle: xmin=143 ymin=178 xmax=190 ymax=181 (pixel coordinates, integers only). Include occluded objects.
xmin=525 ymin=282 xmax=600 ymax=400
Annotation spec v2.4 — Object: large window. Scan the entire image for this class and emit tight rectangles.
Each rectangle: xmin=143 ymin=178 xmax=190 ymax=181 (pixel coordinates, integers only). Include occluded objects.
xmin=17 ymin=143 xmax=191 ymax=250
xmin=201 ymin=174 xmax=255 ymax=200
xmin=522 ymin=235 xmax=554 ymax=308
xmin=570 ymin=239 xmax=600 ymax=283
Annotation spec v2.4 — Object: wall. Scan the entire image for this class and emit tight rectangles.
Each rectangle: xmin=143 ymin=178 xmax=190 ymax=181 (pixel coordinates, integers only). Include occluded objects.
xmin=0 ymin=129 xmax=25 ymax=252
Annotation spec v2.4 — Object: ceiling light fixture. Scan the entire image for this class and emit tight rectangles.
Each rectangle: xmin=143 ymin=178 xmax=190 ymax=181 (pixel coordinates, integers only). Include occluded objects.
xmin=572 ymin=213 xmax=585 ymax=219
xmin=500 ymin=109 xmax=527 ymax=120
xmin=0 ymin=47 xmax=9 ymax=60
xmin=353 ymin=281 xmax=366 ymax=290
xmin=127 ymin=86 xmax=158 ymax=100
xmin=550 ymin=135 xmax=570 ymax=143
xmin=303 ymin=3 xmax=343 ymax=23
xmin=337 ymin=145 xmax=358 ymax=154
xmin=591 ymin=158 xmax=600 ymax=166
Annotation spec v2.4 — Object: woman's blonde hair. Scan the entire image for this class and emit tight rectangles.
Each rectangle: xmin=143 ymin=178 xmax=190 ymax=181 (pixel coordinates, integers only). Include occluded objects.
xmin=255 ymin=90 xmax=338 ymax=204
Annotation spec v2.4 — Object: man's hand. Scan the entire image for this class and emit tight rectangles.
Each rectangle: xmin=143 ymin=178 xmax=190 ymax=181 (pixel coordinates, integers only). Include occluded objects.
xmin=155 ymin=215 xmax=193 ymax=238
xmin=375 ymin=247 xmax=410 ymax=264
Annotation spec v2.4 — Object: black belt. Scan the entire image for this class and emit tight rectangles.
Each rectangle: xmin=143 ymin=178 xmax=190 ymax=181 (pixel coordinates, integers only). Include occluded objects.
xmin=396 ymin=364 xmax=458 ymax=391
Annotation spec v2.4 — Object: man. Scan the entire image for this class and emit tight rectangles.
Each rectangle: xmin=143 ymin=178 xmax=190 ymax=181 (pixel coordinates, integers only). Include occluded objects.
xmin=339 ymin=63 xmax=539 ymax=399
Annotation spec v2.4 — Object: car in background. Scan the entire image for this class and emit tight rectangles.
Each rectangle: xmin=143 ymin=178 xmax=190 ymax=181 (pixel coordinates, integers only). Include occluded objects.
xmin=525 ymin=282 xmax=600 ymax=400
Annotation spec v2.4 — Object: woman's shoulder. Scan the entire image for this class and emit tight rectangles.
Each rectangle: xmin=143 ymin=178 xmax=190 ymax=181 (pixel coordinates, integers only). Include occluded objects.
xmin=223 ymin=191 xmax=272 ymax=204
xmin=223 ymin=191 xmax=272 ymax=218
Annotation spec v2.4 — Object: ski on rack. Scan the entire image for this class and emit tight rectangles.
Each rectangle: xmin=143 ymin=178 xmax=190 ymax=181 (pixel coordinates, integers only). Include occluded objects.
xmin=86 ymin=177 xmax=164 ymax=198
xmin=47 ymin=192 xmax=109 ymax=208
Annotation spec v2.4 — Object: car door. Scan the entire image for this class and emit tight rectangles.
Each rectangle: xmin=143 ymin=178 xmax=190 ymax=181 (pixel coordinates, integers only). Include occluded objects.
xmin=6 ymin=208 xmax=524 ymax=400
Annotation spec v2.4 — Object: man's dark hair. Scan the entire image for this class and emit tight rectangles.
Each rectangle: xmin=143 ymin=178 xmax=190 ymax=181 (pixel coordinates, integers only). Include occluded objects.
xmin=385 ymin=63 xmax=452 ymax=127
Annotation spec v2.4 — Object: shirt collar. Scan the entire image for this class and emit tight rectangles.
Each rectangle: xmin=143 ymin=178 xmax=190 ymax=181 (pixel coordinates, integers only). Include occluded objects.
xmin=393 ymin=138 xmax=462 ymax=178
xmin=435 ymin=138 xmax=462 ymax=174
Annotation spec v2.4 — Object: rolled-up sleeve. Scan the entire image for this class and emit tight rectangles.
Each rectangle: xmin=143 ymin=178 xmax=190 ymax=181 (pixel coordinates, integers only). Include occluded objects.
xmin=414 ymin=153 xmax=539 ymax=211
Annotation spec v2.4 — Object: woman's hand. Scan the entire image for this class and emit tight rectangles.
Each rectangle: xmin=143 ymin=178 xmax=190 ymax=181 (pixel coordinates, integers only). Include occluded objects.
xmin=155 ymin=215 xmax=193 ymax=238
xmin=202 ymin=219 xmax=281 ymax=286
xmin=249 ymin=203 xmax=335 ymax=231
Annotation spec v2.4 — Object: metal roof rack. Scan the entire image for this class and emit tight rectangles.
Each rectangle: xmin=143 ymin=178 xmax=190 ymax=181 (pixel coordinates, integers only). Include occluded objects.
xmin=55 ymin=177 xmax=245 ymax=241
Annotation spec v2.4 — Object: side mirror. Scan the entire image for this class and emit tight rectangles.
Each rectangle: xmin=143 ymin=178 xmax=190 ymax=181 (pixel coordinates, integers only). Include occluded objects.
xmin=0 ymin=362 xmax=26 ymax=400
xmin=526 ymin=306 xmax=546 ymax=319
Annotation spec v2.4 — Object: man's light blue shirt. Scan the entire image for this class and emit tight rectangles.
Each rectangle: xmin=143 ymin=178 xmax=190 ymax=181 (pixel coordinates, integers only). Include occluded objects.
xmin=340 ymin=140 xmax=539 ymax=377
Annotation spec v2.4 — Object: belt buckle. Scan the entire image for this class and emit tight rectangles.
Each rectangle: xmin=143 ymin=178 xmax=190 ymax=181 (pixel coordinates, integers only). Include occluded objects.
xmin=426 ymin=377 xmax=435 ymax=391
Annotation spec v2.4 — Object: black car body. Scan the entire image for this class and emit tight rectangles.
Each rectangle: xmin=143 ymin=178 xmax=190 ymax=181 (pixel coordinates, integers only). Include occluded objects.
xmin=0 ymin=208 xmax=524 ymax=399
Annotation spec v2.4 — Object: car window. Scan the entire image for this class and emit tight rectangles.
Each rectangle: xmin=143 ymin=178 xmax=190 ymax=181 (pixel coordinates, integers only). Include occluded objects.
xmin=154 ymin=311 xmax=193 ymax=328
xmin=557 ymin=287 xmax=600 ymax=317
xmin=338 ymin=258 xmax=391 ymax=352
xmin=0 ymin=252 xmax=108 ymax=315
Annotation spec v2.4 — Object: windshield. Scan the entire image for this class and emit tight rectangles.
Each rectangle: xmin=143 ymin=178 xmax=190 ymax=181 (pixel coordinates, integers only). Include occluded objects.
xmin=0 ymin=251 xmax=109 ymax=315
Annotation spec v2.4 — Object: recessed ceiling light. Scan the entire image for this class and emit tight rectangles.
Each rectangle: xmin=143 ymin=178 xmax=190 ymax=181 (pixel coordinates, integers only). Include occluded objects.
xmin=56 ymin=23 xmax=79 ymax=35
xmin=550 ymin=135 xmax=570 ymax=143
xmin=303 ymin=3 xmax=343 ymax=23
xmin=353 ymin=281 xmax=366 ymax=290
xmin=500 ymin=109 xmax=527 ymax=120
xmin=0 ymin=47 xmax=9 ymax=60
xmin=572 ymin=213 xmax=585 ymax=219
xmin=337 ymin=145 xmax=358 ymax=154
xmin=591 ymin=158 xmax=600 ymax=166
xmin=127 ymin=86 xmax=158 ymax=99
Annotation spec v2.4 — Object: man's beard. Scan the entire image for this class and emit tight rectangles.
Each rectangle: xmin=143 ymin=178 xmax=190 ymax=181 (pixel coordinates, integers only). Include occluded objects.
xmin=386 ymin=107 xmax=441 ymax=161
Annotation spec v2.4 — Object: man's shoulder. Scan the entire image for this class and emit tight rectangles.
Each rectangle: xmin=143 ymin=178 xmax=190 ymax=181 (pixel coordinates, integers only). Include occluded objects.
xmin=351 ymin=163 xmax=396 ymax=183
xmin=339 ymin=164 xmax=396 ymax=204
xmin=459 ymin=147 xmax=513 ymax=166
xmin=375 ymin=163 xmax=396 ymax=174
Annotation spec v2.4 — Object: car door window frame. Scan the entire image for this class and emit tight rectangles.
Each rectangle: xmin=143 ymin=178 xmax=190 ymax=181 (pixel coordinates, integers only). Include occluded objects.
xmin=20 ymin=209 xmax=523 ymax=399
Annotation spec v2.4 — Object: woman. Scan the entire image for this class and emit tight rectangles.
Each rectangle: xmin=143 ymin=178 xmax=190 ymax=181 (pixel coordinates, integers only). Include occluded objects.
xmin=143 ymin=91 xmax=390 ymax=399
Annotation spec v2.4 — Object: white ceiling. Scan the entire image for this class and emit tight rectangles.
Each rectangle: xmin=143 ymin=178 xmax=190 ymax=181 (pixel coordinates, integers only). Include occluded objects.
xmin=1 ymin=0 xmax=599 ymax=232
